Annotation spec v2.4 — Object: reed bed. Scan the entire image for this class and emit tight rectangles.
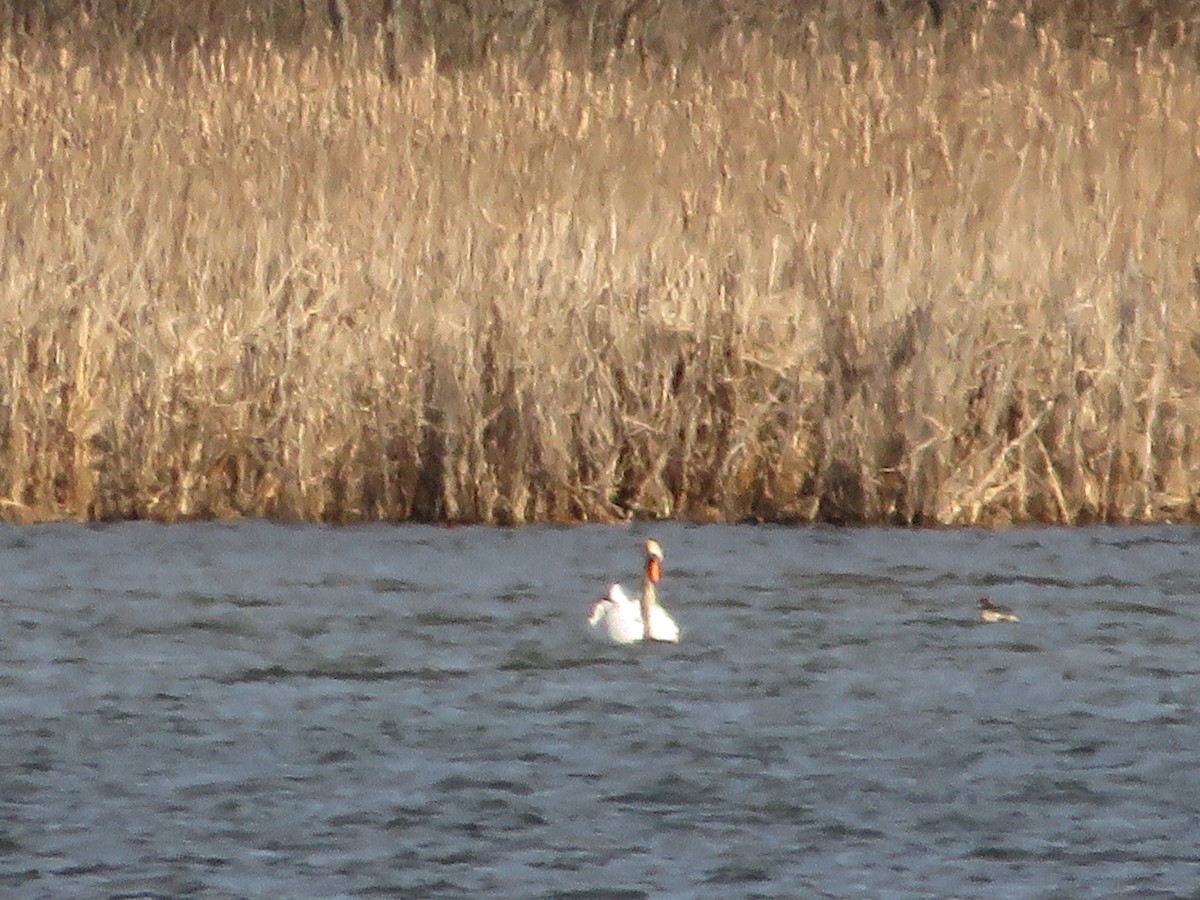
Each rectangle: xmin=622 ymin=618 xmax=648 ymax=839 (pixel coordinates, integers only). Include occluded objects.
xmin=3 ymin=10 xmax=1200 ymax=525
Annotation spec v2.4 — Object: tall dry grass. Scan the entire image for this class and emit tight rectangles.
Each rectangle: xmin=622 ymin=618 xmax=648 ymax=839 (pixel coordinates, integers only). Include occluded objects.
xmin=2 ymin=11 xmax=1200 ymax=525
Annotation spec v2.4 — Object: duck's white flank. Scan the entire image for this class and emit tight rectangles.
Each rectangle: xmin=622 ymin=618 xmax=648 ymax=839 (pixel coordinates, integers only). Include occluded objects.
xmin=978 ymin=597 xmax=1020 ymax=623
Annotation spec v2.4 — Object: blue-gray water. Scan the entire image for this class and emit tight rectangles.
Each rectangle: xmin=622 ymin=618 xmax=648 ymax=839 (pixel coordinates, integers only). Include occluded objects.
xmin=2 ymin=522 xmax=1198 ymax=898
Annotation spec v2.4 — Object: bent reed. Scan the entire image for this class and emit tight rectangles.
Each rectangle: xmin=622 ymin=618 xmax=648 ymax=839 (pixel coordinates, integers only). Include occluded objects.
xmin=3 ymin=11 xmax=1200 ymax=525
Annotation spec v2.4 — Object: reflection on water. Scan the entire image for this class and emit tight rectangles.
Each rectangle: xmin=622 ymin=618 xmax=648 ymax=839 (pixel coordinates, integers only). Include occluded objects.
xmin=2 ymin=522 xmax=1199 ymax=896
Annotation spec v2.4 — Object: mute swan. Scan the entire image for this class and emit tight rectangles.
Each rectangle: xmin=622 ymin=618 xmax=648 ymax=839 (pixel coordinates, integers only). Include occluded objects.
xmin=978 ymin=597 xmax=1019 ymax=623
xmin=586 ymin=539 xmax=680 ymax=643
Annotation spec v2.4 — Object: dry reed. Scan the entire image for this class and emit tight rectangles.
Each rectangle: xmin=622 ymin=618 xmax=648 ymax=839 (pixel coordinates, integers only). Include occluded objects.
xmin=3 ymin=7 xmax=1200 ymax=525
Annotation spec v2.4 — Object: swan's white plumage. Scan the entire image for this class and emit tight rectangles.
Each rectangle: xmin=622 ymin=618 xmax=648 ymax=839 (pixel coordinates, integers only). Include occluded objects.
xmin=586 ymin=540 xmax=680 ymax=644
xmin=587 ymin=583 xmax=645 ymax=644
xmin=645 ymin=600 xmax=680 ymax=642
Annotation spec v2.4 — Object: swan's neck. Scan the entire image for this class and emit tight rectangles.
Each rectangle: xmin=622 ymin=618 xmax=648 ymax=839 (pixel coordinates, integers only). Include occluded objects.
xmin=640 ymin=562 xmax=658 ymax=629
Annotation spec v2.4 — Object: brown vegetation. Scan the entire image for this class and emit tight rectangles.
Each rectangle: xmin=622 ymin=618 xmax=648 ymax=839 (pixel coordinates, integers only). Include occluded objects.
xmin=2 ymin=4 xmax=1200 ymax=524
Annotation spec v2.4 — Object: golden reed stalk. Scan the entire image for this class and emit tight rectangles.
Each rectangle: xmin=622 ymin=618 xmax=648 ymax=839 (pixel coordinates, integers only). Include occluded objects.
xmin=2 ymin=6 xmax=1199 ymax=525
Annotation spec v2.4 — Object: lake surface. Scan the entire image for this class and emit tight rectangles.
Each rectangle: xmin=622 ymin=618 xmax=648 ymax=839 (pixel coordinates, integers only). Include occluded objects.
xmin=1 ymin=521 xmax=1198 ymax=897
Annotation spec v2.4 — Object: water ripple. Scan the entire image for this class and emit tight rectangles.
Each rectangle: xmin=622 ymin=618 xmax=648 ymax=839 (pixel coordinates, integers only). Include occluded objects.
xmin=2 ymin=522 xmax=1199 ymax=896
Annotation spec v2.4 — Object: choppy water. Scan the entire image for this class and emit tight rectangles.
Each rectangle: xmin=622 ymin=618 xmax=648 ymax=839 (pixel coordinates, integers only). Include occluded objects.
xmin=2 ymin=522 xmax=1199 ymax=897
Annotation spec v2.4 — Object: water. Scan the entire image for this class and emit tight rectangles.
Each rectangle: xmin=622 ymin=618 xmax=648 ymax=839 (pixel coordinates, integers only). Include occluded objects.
xmin=2 ymin=522 xmax=1199 ymax=898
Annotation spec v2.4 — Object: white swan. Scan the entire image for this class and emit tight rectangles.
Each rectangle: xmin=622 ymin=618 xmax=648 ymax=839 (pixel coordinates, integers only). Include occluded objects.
xmin=586 ymin=539 xmax=680 ymax=643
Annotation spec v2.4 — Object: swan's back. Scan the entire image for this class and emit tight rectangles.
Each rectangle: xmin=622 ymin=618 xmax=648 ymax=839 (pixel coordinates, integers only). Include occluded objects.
xmin=588 ymin=583 xmax=644 ymax=644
